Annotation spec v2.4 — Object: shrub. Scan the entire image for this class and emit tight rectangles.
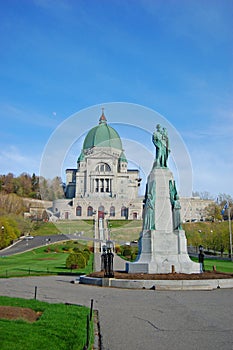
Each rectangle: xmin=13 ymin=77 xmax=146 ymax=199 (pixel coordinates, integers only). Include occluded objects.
xmin=66 ymin=252 xmax=87 ymax=269
xmin=76 ymin=252 xmax=87 ymax=268
xmin=115 ymin=245 xmax=121 ymax=254
xmin=66 ymin=253 xmax=79 ymax=269
xmin=73 ymin=247 xmax=81 ymax=253
xmin=82 ymin=250 xmax=90 ymax=262
xmin=122 ymin=248 xmax=132 ymax=257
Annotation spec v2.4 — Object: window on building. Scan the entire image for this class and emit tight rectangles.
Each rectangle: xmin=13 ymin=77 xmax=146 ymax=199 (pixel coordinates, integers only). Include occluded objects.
xmin=121 ymin=206 xmax=128 ymax=217
xmin=110 ymin=206 xmax=115 ymax=217
xmin=87 ymin=206 xmax=93 ymax=216
xmin=95 ymin=163 xmax=111 ymax=172
xmin=76 ymin=206 xmax=82 ymax=216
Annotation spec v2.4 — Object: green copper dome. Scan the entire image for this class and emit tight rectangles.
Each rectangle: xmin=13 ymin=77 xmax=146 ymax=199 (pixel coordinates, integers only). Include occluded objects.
xmin=83 ymin=111 xmax=123 ymax=150
xmin=77 ymin=149 xmax=85 ymax=162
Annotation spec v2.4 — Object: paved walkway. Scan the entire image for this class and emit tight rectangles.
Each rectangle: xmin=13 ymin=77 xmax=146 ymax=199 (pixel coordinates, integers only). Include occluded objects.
xmin=0 ymin=276 xmax=232 ymax=349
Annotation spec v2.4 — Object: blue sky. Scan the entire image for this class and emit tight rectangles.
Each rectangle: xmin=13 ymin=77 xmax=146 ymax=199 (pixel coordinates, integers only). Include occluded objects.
xmin=0 ymin=0 xmax=232 ymax=198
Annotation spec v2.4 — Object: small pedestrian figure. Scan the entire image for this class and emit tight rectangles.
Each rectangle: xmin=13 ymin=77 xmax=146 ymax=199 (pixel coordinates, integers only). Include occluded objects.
xmin=198 ymin=245 xmax=205 ymax=273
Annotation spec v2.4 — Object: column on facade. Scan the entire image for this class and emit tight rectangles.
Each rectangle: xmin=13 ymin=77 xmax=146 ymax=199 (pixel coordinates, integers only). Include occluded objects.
xmin=94 ymin=177 xmax=113 ymax=193
xmin=100 ymin=178 xmax=104 ymax=192
xmin=105 ymin=179 xmax=109 ymax=192
xmin=110 ymin=179 xmax=114 ymax=195
xmin=95 ymin=179 xmax=99 ymax=192
xmin=110 ymin=179 xmax=112 ymax=194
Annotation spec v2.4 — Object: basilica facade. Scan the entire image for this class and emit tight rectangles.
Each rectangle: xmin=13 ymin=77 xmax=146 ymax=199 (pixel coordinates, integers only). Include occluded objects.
xmin=52 ymin=111 xmax=143 ymax=220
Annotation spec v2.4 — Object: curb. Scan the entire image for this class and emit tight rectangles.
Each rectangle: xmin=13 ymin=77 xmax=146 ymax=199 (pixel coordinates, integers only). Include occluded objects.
xmin=79 ymin=275 xmax=233 ymax=290
xmin=93 ymin=310 xmax=101 ymax=350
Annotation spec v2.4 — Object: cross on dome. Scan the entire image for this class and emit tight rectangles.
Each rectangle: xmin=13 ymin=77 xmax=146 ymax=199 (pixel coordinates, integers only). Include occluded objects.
xmin=99 ymin=108 xmax=107 ymax=124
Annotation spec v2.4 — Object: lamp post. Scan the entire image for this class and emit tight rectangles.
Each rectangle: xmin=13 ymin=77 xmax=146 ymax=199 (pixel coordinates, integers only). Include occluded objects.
xmin=228 ymin=207 xmax=232 ymax=261
xmin=101 ymin=240 xmax=114 ymax=277
xmin=92 ymin=210 xmax=97 ymax=253
xmin=198 ymin=245 xmax=205 ymax=273
xmin=108 ymin=222 xmax=112 ymax=241
xmin=1 ymin=225 xmax=5 ymax=249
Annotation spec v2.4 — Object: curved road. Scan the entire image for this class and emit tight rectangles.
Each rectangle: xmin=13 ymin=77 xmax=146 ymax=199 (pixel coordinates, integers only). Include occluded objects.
xmin=0 ymin=234 xmax=98 ymax=257
xmin=0 ymin=234 xmax=70 ymax=256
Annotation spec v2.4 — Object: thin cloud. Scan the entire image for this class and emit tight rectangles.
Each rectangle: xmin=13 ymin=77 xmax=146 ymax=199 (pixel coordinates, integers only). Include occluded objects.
xmin=0 ymin=146 xmax=40 ymax=175
xmin=0 ymin=103 xmax=58 ymax=129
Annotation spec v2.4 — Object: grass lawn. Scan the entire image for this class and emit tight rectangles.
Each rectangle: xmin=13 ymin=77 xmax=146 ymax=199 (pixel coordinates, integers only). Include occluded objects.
xmin=32 ymin=222 xmax=60 ymax=235
xmin=191 ymin=257 xmax=233 ymax=273
xmin=55 ymin=220 xmax=94 ymax=236
xmin=0 ymin=244 xmax=94 ymax=278
xmin=56 ymin=219 xmax=142 ymax=243
xmin=109 ymin=220 xmax=142 ymax=243
xmin=0 ymin=296 xmax=93 ymax=350
xmin=31 ymin=220 xmax=142 ymax=243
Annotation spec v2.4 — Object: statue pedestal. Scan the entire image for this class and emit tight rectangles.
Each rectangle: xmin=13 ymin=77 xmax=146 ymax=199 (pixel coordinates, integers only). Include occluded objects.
xmin=126 ymin=168 xmax=200 ymax=274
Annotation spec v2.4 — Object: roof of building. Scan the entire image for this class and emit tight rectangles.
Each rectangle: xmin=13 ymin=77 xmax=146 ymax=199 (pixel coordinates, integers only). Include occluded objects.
xmin=82 ymin=111 xmax=123 ymax=151
xmin=119 ymin=151 xmax=128 ymax=163
xmin=77 ymin=149 xmax=85 ymax=162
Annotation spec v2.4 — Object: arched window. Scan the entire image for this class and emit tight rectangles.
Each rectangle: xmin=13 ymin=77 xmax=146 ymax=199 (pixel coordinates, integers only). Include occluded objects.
xmin=87 ymin=206 xmax=93 ymax=217
xmin=95 ymin=163 xmax=111 ymax=172
xmin=110 ymin=206 xmax=115 ymax=217
xmin=121 ymin=206 xmax=127 ymax=217
xmin=76 ymin=206 xmax=82 ymax=216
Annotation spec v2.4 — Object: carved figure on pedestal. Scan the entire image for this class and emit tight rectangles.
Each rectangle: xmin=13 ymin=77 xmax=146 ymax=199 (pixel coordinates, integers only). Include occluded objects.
xmin=143 ymin=180 xmax=156 ymax=230
xmin=169 ymin=180 xmax=182 ymax=230
xmin=152 ymin=124 xmax=170 ymax=168
xmin=127 ymin=124 xmax=200 ymax=274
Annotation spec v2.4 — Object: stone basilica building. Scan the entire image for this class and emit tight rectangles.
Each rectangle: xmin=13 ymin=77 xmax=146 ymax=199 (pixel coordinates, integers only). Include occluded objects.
xmin=50 ymin=110 xmax=213 ymax=224
xmin=52 ymin=111 xmax=143 ymax=220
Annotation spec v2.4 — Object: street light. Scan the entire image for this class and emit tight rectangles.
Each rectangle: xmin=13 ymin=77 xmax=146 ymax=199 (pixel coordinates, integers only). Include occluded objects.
xmin=101 ymin=240 xmax=114 ymax=277
xmin=92 ymin=210 xmax=99 ymax=253
xmin=1 ymin=225 xmax=4 ymax=249
xmin=198 ymin=245 xmax=205 ymax=273
xmin=106 ymin=240 xmax=114 ymax=251
xmin=228 ymin=207 xmax=232 ymax=261
xmin=108 ymin=223 xmax=112 ymax=241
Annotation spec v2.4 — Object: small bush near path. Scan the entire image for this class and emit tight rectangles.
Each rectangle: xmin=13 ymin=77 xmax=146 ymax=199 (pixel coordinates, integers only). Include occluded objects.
xmin=0 ymin=296 xmax=93 ymax=350
xmin=66 ymin=252 xmax=87 ymax=269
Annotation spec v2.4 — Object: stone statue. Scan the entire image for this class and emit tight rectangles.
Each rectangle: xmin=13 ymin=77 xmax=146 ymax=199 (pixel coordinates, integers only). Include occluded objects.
xmin=143 ymin=180 xmax=156 ymax=230
xmin=169 ymin=180 xmax=182 ymax=230
xmin=152 ymin=124 xmax=170 ymax=168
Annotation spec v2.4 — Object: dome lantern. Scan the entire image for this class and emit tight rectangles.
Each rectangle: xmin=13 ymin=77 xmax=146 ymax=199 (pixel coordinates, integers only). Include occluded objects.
xmin=99 ymin=108 xmax=107 ymax=124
